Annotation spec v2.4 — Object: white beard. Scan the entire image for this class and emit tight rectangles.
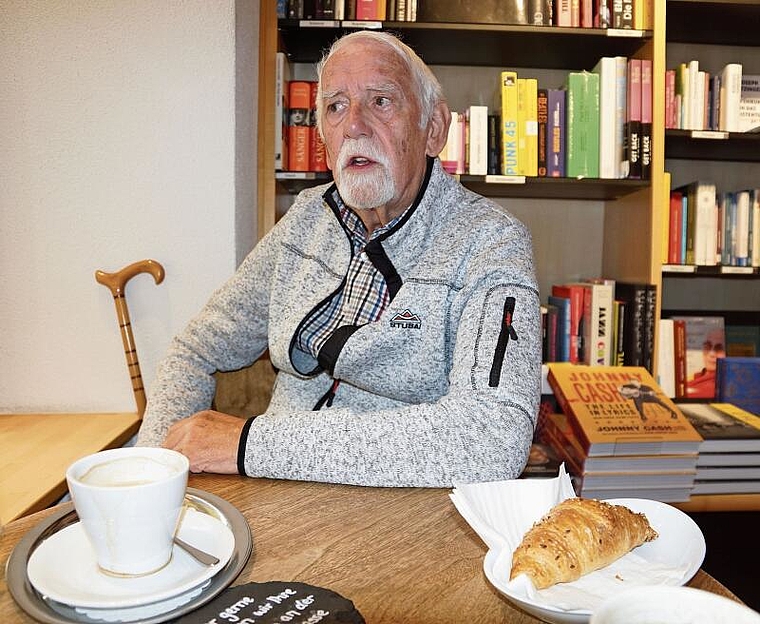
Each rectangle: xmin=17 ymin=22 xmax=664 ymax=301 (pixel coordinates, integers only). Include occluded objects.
xmin=334 ymin=138 xmax=396 ymax=210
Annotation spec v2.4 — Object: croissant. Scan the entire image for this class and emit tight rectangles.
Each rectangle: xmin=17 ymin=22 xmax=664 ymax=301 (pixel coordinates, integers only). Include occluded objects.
xmin=509 ymin=497 xmax=658 ymax=589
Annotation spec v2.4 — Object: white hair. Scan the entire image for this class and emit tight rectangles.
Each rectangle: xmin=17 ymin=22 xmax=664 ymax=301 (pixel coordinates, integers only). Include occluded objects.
xmin=314 ymin=30 xmax=445 ymax=137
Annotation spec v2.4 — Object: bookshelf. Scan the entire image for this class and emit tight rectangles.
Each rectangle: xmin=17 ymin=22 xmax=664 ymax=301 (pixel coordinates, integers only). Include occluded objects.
xmin=662 ymin=0 xmax=760 ymax=326
xmin=256 ymin=4 xmax=667 ymax=307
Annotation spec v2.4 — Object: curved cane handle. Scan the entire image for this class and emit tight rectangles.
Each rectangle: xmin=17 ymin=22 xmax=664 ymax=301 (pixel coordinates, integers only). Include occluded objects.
xmin=95 ymin=259 xmax=165 ymax=417
xmin=95 ymin=259 xmax=165 ymax=296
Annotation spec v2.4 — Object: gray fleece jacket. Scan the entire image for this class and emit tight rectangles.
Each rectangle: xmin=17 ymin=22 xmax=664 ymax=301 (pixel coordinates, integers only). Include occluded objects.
xmin=137 ymin=158 xmax=542 ymax=487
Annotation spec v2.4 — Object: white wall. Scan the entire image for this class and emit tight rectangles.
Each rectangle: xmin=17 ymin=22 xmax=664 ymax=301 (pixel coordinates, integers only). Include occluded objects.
xmin=0 ymin=1 xmax=257 ymax=413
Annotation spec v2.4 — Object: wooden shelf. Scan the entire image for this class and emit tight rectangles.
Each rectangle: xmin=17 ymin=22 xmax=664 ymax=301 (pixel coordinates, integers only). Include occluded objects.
xmin=662 ymin=264 xmax=760 ymax=277
xmin=276 ymin=172 xmax=649 ymax=201
xmin=666 ymin=0 xmax=760 ymax=47
xmin=278 ymin=20 xmax=652 ymax=69
xmin=665 ymin=130 xmax=760 ymax=162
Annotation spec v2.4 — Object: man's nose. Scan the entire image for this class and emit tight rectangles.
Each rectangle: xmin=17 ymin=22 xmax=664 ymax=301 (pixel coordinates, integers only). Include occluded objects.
xmin=344 ymin=102 xmax=371 ymax=138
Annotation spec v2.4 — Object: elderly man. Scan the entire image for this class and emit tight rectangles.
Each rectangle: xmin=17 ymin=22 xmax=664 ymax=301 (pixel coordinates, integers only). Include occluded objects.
xmin=137 ymin=30 xmax=542 ymax=487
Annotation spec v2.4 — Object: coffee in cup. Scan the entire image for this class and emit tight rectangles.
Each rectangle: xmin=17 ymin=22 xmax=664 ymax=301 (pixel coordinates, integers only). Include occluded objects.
xmin=66 ymin=447 xmax=189 ymax=577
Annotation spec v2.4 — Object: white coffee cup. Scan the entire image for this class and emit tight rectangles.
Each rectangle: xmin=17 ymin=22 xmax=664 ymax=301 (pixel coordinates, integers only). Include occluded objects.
xmin=66 ymin=447 xmax=189 ymax=577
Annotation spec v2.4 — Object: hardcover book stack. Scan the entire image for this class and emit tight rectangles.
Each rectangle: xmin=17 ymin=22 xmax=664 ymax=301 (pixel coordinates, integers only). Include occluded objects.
xmin=677 ymin=402 xmax=760 ymax=495
xmin=541 ymin=363 xmax=703 ymax=502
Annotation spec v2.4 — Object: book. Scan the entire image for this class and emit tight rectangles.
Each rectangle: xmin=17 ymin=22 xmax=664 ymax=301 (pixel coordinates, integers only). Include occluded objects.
xmin=499 ymin=71 xmax=520 ymax=175
xmin=677 ymin=402 xmax=760 ymax=452
xmin=642 ymin=283 xmax=657 ymax=374
xmin=593 ymin=56 xmax=627 ymax=180
xmin=673 ymin=318 xmax=687 ymax=398
xmin=536 ymin=88 xmax=549 ymax=176
xmin=691 ymin=479 xmax=760 ymax=495
xmin=275 ymin=52 xmax=291 ymax=171
xmin=287 ymin=81 xmax=312 ymax=172
xmin=556 ymin=0 xmax=572 ymax=26
xmin=719 ymin=63 xmax=743 ymax=133
xmin=739 ymin=74 xmax=760 ymax=133
xmin=308 ymin=82 xmax=328 ymax=172
xmin=716 ymin=357 xmax=760 ymax=415
xmin=529 ymin=0 xmax=553 ymax=25
xmin=579 ymin=280 xmax=614 ymax=366
xmin=657 ymin=318 xmax=676 ymax=398
xmin=626 ymin=58 xmax=642 ymax=179
xmin=640 ymin=58 xmax=652 ymax=180
xmin=670 ymin=316 xmax=726 ymax=400
xmin=668 ymin=190 xmax=684 ymax=264
xmin=487 ymin=113 xmax=501 ymax=175
xmin=517 ymin=78 xmax=538 ymax=177
xmin=546 ymin=88 xmax=566 ymax=177
xmin=548 ymin=295 xmax=571 ymax=362
xmin=546 ymin=363 xmax=703 ymax=457
xmin=565 ymin=71 xmax=600 ymax=179
xmin=551 ymin=283 xmax=586 ymax=363
xmin=614 ymin=282 xmax=647 ymax=368
xmin=467 ymin=105 xmax=489 ymax=176
xmin=726 ymin=324 xmax=760 ymax=357
xmin=697 ymin=452 xmax=760 ymax=467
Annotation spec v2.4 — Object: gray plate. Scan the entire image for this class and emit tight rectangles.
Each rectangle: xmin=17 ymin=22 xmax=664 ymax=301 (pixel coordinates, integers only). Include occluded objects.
xmin=5 ymin=488 xmax=253 ymax=624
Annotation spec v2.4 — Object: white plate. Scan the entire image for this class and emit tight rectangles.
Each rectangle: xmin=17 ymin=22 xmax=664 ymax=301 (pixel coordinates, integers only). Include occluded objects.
xmin=27 ymin=506 xmax=235 ymax=609
xmin=590 ymin=586 xmax=760 ymax=624
xmin=483 ymin=498 xmax=706 ymax=624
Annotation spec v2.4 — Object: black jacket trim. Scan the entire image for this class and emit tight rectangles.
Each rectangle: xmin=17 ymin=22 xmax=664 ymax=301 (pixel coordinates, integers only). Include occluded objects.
xmin=318 ymin=324 xmax=362 ymax=375
xmin=237 ymin=416 xmax=256 ymax=475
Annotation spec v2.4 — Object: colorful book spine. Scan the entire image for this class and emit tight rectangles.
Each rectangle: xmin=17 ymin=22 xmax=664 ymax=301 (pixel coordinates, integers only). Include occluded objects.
xmin=287 ymin=81 xmax=311 ymax=172
xmin=537 ymin=88 xmax=549 ymax=177
xmin=547 ymin=89 xmax=566 ymax=177
xmin=487 ymin=113 xmax=501 ymax=175
xmin=467 ymin=105 xmax=489 ymax=176
xmin=275 ymin=52 xmax=291 ymax=172
xmin=556 ymin=0 xmax=572 ymax=26
xmin=640 ymin=58 xmax=652 ymax=180
xmin=517 ymin=78 xmax=538 ymax=177
xmin=500 ymin=71 xmax=520 ymax=176
xmin=565 ymin=71 xmax=600 ymax=179
xmin=308 ymin=82 xmax=328 ymax=172
xmin=551 ymin=283 xmax=586 ymax=363
xmin=626 ymin=58 xmax=642 ymax=179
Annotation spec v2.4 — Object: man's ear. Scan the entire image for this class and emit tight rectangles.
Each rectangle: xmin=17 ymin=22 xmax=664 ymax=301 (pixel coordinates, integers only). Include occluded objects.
xmin=425 ymin=102 xmax=452 ymax=157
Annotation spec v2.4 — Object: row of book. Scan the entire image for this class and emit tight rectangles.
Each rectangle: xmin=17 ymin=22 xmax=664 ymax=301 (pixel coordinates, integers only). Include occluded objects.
xmin=665 ymin=61 xmax=760 ymax=134
xmin=275 ymin=58 xmax=329 ymax=172
xmin=445 ymin=59 xmax=652 ymax=181
xmin=527 ymin=363 xmax=760 ymax=501
xmin=666 ymin=182 xmax=760 ymax=268
xmin=656 ymin=314 xmax=760 ymax=408
xmin=277 ymin=0 xmax=652 ymax=29
xmin=542 ymin=279 xmax=656 ymax=373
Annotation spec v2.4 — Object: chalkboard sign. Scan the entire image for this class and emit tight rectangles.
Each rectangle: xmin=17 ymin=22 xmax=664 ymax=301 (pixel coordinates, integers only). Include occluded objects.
xmin=176 ymin=581 xmax=365 ymax=624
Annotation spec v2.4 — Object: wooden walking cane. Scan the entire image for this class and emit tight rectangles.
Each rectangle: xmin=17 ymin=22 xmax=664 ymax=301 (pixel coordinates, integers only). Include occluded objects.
xmin=95 ymin=259 xmax=165 ymax=417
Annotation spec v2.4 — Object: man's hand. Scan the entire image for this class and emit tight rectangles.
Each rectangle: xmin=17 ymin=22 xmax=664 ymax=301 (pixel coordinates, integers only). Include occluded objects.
xmin=163 ymin=410 xmax=246 ymax=474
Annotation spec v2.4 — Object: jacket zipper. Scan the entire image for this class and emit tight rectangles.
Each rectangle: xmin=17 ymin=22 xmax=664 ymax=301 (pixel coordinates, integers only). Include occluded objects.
xmin=489 ymin=296 xmax=518 ymax=387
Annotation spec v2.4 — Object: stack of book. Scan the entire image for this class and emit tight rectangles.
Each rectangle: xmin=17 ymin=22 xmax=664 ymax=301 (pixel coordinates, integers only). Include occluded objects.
xmin=677 ymin=402 xmax=760 ymax=495
xmin=541 ymin=363 xmax=703 ymax=502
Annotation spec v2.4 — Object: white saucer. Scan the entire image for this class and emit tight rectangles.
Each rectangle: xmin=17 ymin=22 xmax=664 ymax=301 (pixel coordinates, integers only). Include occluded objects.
xmin=27 ymin=507 xmax=235 ymax=609
xmin=45 ymin=580 xmax=211 ymax=623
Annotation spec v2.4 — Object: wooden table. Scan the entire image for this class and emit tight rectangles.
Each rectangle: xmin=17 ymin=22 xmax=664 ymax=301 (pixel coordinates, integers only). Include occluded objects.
xmin=0 ymin=475 xmax=744 ymax=623
xmin=0 ymin=412 xmax=141 ymax=525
